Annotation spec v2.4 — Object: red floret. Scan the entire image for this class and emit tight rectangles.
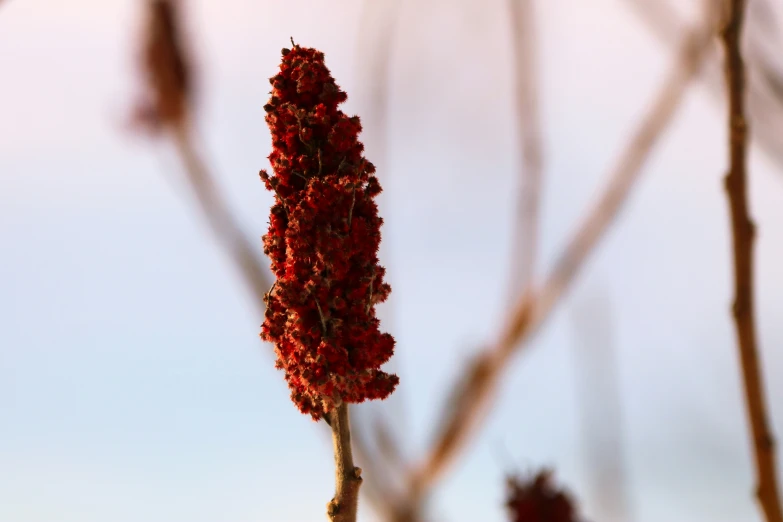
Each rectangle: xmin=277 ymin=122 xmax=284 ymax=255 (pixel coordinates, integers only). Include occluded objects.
xmin=260 ymin=43 xmax=398 ymax=420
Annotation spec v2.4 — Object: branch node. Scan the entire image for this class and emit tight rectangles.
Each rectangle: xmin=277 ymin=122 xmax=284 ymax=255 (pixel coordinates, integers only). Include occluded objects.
xmin=722 ymin=1 xmax=783 ymax=520
xmin=327 ymin=499 xmax=339 ymax=517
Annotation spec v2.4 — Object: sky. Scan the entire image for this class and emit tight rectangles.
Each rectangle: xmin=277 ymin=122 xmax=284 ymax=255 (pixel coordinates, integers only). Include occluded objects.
xmin=2 ymin=0 xmax=783 ymax=521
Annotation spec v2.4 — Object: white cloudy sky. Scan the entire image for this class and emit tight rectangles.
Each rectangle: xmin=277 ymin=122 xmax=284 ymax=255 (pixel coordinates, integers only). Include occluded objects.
xmin=2 ymin=0 xmax=783 ymax=521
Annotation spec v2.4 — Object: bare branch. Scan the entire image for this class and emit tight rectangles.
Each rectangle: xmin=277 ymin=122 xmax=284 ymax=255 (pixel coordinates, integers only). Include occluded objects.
xmin=134 ymin=0 xmax=271 ymax=312
xmin=408 ymin=0 xmax=717 ymax=497
xmin=721 ymin=1 xmax=783 ymax=520
xmin=528 ymin=0 xmax=717 ymax=342
xmin=507 ymin=0 xmax=544 ymax=303
xmin=624 ymin=0 xmax=783 ymax=171
xmin=351 ymin=419 xmax=418 ymax=522
xmin=353 ymin=3 xmax=412 ymax=520
xmin=171 ymin=123 xmax=271 ymax=313
xmin=350 ymin=425 xmax=397 ymax=514
xmin=355 ymin=0 xmax=398 ymax=174
xmin=327 ymin=403 xmax=363 ymax=522
xmin=569 ymin=285 xmax=632 ymax=522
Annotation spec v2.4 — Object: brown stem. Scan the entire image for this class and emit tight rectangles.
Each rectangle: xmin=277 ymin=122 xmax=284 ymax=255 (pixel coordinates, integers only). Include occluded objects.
xmin=409 ymin=3 xmax=717 ymax=496
xmin=721 ymin=2 xmax=783 ymax=521
xmin=353 ymin=4 xmax=412 ymax=519
xmin=507 ymin=0 xmax=543 ymax=305
xmin=169 ymin=122 xmax=271 ymax=313
xmin=624 ymin=0 xmax=783 ymax=173
xmin=327 ymin=403 xmax=363 ymax=522
xmin=140 ymin=1 xmax=272 ymax=308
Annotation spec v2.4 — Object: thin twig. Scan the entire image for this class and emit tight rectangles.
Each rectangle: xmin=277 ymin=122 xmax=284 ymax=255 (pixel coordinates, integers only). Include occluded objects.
xmin=352 ymin=3 xmax=410 ymax=517
xmin=350 ymin=426 xmax=397 ymax=513
xmin=721 ymin=1 xmax=783 ymax=521
xmin=171 ymin=122 xmax=271 ymax=313
xmin=569 ymin=285 xmax=632 ymax=522
xmin=327 ymin=403 xmax=363 ymax=522
xmin=408 ymin=2 xmax=717 ymax=497
xmin=350 ymin=421 xmax=414 ymax=522
xmin=315 ymin=297 xmax=328 ymax=335
xmin=347 ymin=187 xmax=356 ymax=230
xmin=507 ymin=0 xmax=544 ymax=304
xmin=527 ymin=15 xmax=708 ymax=335
xmin=135 ymin=0 xmax=271 ymax=314
xmin=624 ymin=0 xmax=783 ymax=171
xmin=372 ymin=411 xmax=407 ymax=477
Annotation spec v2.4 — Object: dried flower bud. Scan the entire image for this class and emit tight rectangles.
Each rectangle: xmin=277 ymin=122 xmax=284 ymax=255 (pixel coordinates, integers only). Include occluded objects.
xmin=505 ymin=470 xmax=585 ymax=522
xmin=132 ymin=0 xmax=193 ymax=133
xmin=260 ymin=42 xmax=398 ymax=420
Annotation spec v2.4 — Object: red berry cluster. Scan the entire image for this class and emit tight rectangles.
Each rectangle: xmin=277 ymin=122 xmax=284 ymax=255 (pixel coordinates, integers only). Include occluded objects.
xmin=506 ymin=471 xmax=582 ymax=522
xmin=259 ymin=42 xmax=398 ymax=420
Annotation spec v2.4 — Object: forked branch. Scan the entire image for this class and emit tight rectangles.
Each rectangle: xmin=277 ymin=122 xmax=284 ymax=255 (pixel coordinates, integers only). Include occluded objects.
xmin=406 ymin=0 xmax=718 ymax=500
xmin=624 ymin=0 xmax=783 ymax=171
xmin=171 ymin=123 xmax=271 ymax=313
xmin=135 ymin=0 xmax=271 ymax=313
xmin=507 ymin=0 xmax=544 ymax=303
xmin=721 ymin=1 xmax=783 ymax=521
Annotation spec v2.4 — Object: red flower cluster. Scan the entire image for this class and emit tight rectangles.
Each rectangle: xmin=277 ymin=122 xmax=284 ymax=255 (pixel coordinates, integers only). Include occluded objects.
xmin=259 ymin=42 xmax=398 ymax=420
xmin=506 ymin=471 xmax=582 ymax=522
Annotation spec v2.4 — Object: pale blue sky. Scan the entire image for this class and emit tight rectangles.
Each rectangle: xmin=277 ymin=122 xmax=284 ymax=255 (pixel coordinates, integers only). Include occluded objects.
xmin=2 ymin=0 xmax=783 ymax=521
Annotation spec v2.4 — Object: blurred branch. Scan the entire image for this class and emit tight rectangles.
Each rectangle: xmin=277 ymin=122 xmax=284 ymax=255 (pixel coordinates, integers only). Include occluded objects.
xmin=507 ymin=0 xmax=544 ymax=303
xmin=624 ymin=0 xmax=783 ymax=171
xmin=350 ymin=423 xmax=406 ymax=519
xmin=170 ymin=122 xmax=271 ymax=312
xmin=352 ymin=3 xmax=414 ymax=520
xmin=721 ymin=1 xmax=783 ymax=521
xmin=406 ymin=0 xmax=718 ymax=503
xmin=355 ymin=0 xmax=398 ymax=174
xmin=569 ymin=285 xmax=632 ymax=522
xmin=133 ymin=0 xmax=270 ymax=314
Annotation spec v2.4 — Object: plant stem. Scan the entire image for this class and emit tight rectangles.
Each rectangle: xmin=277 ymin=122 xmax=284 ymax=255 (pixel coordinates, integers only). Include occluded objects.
xmin=169 ymin=122 xmax=271 ymax=311
xmin=327 ymin=403 xmax=363 ymax=522
xmin=507 ymin=0 xmax=543 ymax=305
xmin=411 ymin=3 xmax=716 ymax=495
xmin=721 ymin=2 xmax=783 ymax=522
xmin=625 ymin=0 xmax=783 ymax=174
